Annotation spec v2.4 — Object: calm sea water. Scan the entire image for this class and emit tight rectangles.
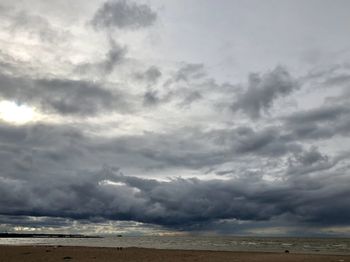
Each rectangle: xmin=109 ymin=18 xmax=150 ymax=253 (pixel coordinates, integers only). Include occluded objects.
xmin=0 ymin=236 xmax=349 ymax=254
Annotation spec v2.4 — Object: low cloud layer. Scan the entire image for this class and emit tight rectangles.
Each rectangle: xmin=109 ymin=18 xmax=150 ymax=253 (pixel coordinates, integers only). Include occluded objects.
xmin=1 ymin=164 xmax=349 ymax=230
xmin=0 ymin=112 xmax=349 ymax=232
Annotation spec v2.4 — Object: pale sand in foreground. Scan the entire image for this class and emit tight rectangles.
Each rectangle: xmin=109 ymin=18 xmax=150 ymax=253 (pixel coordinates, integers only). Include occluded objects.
xmin=0 ymin=245 xmax=348 ymax=262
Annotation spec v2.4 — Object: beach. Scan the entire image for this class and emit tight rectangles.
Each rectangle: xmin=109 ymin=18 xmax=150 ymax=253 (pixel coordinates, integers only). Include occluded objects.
xmin=0 ymin=245 xmax=348 ymax=262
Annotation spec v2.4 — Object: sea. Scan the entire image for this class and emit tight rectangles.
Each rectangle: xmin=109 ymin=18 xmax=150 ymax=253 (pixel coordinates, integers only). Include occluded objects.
xmin=0 ymin=236 xmax=349 ymax=255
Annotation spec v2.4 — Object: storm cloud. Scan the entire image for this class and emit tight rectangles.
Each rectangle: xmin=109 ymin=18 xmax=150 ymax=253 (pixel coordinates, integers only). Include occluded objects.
xmin=0 ymin=118 xmax=348 ymax=231
xmin=1 ymin=164 xmax=349 ymax=229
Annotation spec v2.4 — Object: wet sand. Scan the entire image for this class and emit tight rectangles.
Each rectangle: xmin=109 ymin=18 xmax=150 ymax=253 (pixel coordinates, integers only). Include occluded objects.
xmin=0 ymin=245 xmax=348 ymax=262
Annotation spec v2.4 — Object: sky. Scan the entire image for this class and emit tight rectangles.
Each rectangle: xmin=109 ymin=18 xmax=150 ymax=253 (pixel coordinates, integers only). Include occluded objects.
xmin=0 ymin=0 xmax=350 ymax=237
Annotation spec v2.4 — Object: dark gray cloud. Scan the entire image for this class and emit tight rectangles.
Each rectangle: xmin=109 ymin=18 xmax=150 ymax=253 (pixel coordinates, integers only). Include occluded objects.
xmin=0 ymin=72 xmax=132 ymax=116
xmin=232 ymin=66 xmax=298 ymax=119
xmin=143 ymin=90 xmax=160 ymax=106
xmin=0 ymin=120 xmax=300 ymax=182
xmin=287 ymin=147 xmax=337 ymax=176
xmin=292 ymin=146 xmax=328 ymax=166
xmin=140 ymin=63 xmax=209 ymax=108
xmin=142 ymin=88 xmax=202 ymax=108
xmin=0 ymin=122 xmax=92 ymax=182
xmin=284 ymin=103 xmax=350 ymax=140
xmin=91 ymin=0 xmax=157 ymax=30
xmin=285 ymin=105 xmax=350 ymax=124
xmin=79 ymin=125 xmax=301 ymax=170
xmin=229 ymin=126 xmax=301 ymax=156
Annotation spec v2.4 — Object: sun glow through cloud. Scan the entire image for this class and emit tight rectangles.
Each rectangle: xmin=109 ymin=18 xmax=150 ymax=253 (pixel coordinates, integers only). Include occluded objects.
xmin=0 ymin=100 xmax=36 ymax=124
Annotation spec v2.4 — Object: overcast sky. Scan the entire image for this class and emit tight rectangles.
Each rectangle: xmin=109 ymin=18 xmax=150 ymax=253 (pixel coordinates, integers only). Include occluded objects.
xmin=1 ymin=0 xmax=350 ymax=236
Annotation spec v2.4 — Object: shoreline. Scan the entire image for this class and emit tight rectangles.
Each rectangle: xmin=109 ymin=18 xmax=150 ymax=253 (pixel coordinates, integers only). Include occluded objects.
xmin=0 ymin=245 xmax=349 ymax=262
xmin=1 ymin=243 xmax=350 ymax=256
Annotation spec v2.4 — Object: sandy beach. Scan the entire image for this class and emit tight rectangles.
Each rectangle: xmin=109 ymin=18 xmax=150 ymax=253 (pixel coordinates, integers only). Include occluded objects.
xmin=0 ymin=245 xmax=348 ymax=262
